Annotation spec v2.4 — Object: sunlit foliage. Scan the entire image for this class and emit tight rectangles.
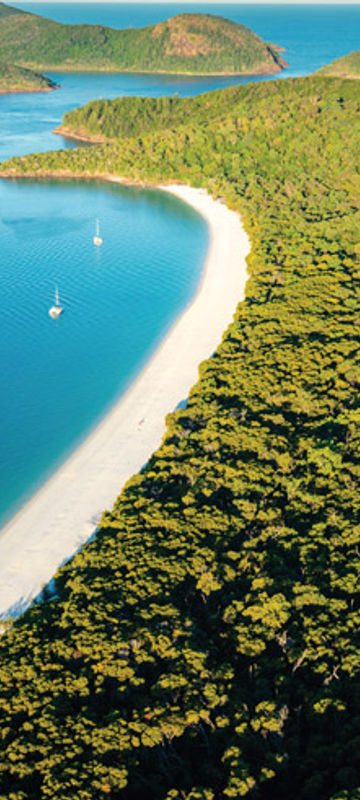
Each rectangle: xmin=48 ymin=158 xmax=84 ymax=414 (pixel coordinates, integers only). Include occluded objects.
xmin=0 ymin=4 xmax=285 ymax=75
xmin=0 ymin=61 xmax=57 ymax=92
xmin=317 ymin=50 xmax=360 ymax=78
xmin=0 ymin=75 xmax=359 ymax=799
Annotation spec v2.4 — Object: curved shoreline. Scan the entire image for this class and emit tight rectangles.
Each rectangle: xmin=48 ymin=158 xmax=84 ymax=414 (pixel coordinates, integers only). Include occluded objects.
xmin=0 ymin=185 xmax=250 ymax=619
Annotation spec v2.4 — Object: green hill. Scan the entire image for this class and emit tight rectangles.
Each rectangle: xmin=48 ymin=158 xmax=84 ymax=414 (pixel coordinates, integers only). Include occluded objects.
xmin=316 ymin=50 xmax=360 ymax=78
xmin=56 ymin=91 xmax=255 ymax=142
xmin=0 ymin=61 xmax=58 ymax=93
xmin=0 ymin=2 xmax=287 ymax=75
xmin=0 ymin=76 xmax=359 ymax=800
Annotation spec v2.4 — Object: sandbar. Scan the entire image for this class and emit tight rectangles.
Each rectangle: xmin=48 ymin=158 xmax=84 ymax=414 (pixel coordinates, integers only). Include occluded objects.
xmin=0 ymin=184 xmax=250 ymax=619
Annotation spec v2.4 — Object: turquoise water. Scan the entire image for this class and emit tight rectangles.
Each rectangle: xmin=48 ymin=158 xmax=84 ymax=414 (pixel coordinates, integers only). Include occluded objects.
xmin=2 ymin=5 xmax=360 ymax=160
xmin=0 ymin=179 xmax=208 ymax=526
xmin=1 ymin=2 xmax=358 ymax=527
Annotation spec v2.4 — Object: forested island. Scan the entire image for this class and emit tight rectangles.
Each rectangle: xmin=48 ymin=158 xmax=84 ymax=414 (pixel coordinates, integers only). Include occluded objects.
xmin=0 ymin=61 xmax=58 ymax=93
xmin=317 ymin=50 xmax=360 ymax=78
xmin=0 ymin=75 xmax=359 ymax=800
xmin=0 ymin=2 xmax=286 ymax=76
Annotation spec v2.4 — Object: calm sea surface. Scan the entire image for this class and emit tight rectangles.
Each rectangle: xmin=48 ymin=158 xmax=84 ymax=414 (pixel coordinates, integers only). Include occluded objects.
xmin=2 ymin=4 xmax=360 ymax=160
xmin=0 ymin=180 xmax=207 ymax=525
xmin=0 ymin=3 xmax=358 ymax=526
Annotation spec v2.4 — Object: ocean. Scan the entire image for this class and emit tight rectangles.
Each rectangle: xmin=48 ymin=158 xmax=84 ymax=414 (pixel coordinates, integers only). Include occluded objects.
xmin=0 ymin=179 xmax=208 ymax=526
xmin=0 ymin=3 xmax=358 ymax=526
xmin=2 ymin=4 xmax=360 ymax=161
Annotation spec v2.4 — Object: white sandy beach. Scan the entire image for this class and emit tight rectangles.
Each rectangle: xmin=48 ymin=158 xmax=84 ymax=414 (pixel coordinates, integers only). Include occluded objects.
xmin=0 ymin=185 xmax=250 ymax=619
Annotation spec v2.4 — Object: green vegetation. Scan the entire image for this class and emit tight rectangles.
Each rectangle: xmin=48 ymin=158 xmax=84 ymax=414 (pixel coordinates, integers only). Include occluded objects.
xmin=317 ymin=50 xmax=360 ymax=78
xmin=0 ymin=75 xmax=360 ymax=799
xmin=0 ymin=2 xmax=286 ymax=75
xmin=58 ymin=91 xmax=257 ymax=141
xmin=0 ymin=61 xmax=58 ymax=93
xmin=58 ymin=91 xmax=257 ymax=142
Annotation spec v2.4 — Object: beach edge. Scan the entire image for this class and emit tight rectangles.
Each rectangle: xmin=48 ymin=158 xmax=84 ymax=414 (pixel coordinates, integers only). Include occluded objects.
xmin=0 ymin=184 xmax=250 ymax=619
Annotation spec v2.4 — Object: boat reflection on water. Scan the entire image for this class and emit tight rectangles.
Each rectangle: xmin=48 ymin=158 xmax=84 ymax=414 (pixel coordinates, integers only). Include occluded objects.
xmin=93 ymin=218 xmax=103 ymax=247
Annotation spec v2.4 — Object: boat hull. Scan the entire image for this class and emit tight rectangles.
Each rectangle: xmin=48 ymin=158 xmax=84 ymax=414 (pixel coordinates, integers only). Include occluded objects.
xmin=49 ymin=306 xmax=63 ymax=319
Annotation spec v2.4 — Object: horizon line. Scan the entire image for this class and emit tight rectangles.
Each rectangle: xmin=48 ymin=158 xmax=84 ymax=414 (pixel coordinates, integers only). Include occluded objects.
xmin=11 ymin=1 xmax=360 ymax=5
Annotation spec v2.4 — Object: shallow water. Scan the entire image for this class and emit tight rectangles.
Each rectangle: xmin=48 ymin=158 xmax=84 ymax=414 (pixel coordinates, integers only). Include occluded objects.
xmin=1 ymin=1 xmax=358 ymax=527
xmin=0 ymin=178 xmax=208 ymax=526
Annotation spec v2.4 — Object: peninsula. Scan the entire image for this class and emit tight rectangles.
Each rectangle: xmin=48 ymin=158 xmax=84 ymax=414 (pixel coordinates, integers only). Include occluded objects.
xmin=0 ymin=74 xmax=359 ymax=800
xmin=316 ymin=49 xmax=360 ymax=78
xmin=0 ymin=61 xmax=58 ymax=93
xmin=0 ymin=2 xmax=287 ymax=76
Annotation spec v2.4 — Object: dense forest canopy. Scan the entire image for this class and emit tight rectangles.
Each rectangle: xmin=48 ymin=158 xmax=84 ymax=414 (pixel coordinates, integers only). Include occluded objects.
xmin=57 ymin=91 xmax=264 ymax=142
xmin=0 ymin=3 xmax=286 ymax=75
xmin=0 ymin=76 xmax=360 ymax=799
xmin=317 ymin=50 xmax=360 ymax=78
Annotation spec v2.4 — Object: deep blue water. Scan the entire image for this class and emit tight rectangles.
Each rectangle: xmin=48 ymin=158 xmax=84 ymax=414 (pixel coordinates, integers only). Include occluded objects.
xmin=0 ymin=69 xmax=279 ymax=162
xmin=1 ymin=4 xmax=359 ymax=161
xmin=11 ymin=3 xmax=360 ymax=76
xmin=1 ymin=3 xmax=358 ymax=527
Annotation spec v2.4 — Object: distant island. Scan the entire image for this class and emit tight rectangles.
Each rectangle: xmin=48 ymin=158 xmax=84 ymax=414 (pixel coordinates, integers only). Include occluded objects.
xmin=0 ymin=62 xmax=58 ymax=94
xmin=316 ymin=50 xmax=360 ymax=79
xmin=0 ymin=1 xmax=287 ymax=76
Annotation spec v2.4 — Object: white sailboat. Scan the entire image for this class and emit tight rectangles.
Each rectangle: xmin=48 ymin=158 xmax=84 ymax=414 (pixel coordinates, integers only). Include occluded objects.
xmin=48 ymin=286 xmax=63 ymax=319
xmin=93 ymin=218 xmax=103 ymax=247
